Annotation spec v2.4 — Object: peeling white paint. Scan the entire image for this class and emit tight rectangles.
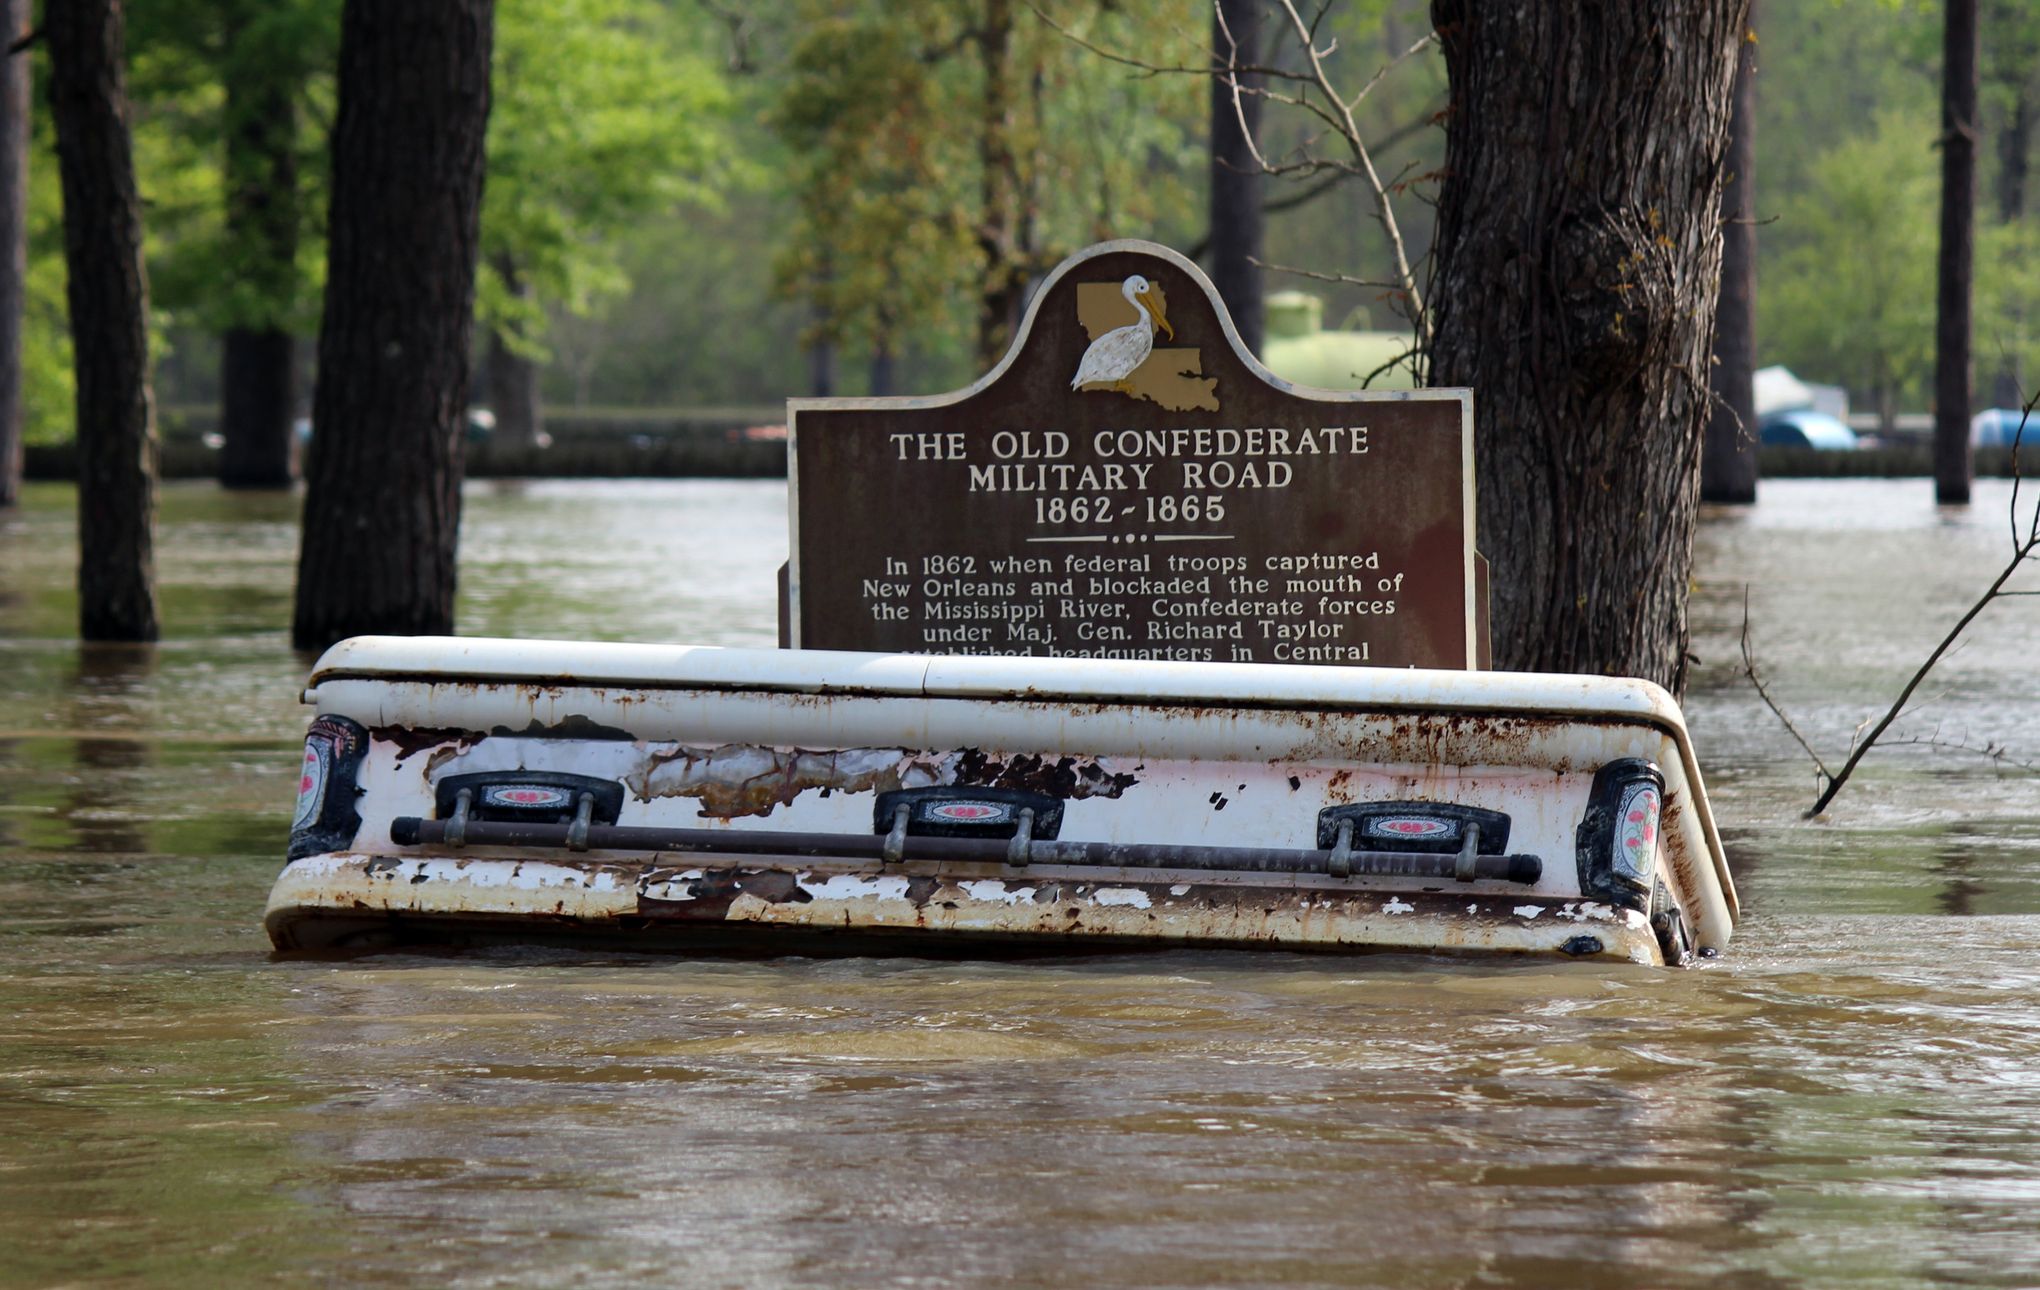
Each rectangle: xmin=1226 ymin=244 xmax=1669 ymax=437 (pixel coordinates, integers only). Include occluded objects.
xmin=1554 ymin=902 xmax=1624 ymax=923
xmin=1092 ymin=887 xmax=1153 ymax=909
xmin=1466 ymin=903 xmax=1478 ymax=915
xmin=640 ymin=869 xmax=707 ymax=901
xmin=392 ymin=858 xmax=629 ymax=892
xmin=1381 ymin=897 xmax=1414 ymax=915
xmin=1514 ymin=905 xmax=1543 ymax=919
xmin=797 ymin=873 xmax=912 ymax=902
xmin=1169 ymin=884 xmax=1191 ymax=896
xmin=960 ymin=880 xmax=1038 ymax=905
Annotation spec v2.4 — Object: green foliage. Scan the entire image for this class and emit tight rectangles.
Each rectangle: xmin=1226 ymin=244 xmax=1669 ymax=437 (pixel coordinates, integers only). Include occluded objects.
xmin=481 ymin=0 xmax=735 ymax=360
xmin=14 ymin=0 xmax=2028 ymax=425
xmin=771 ymin=8 xmax=975 ymax=357
xmin=1752 ymin=0 xmax=1937 ymax=206
xmin=771 ymin=0 xmax=1204 ymax=377
xmin=1754 ymin=0 xmax=2040 ymax=414
xmin=1977 ymin=218 xmax=2040 ymax=394
xmin=127 ymin=0 xmax=339 ymax=335
xmin=1760 ymin=110 xmax=1938 ymax=416
xmin=23 ymin=111 xmax=73 ymax=447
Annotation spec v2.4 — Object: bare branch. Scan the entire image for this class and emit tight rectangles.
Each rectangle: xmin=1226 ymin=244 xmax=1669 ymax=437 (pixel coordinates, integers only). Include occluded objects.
xmin=2010 ymin=388 xmax=2036 ymax=557
xmin=1745 ymin=390 xmax=2040 ymax=815
xmin=1031 ymin=6 xmax=1317 ymax=85
xmin=1034 ymin=0 xmax=1436 ymax=343
xmin=690 ymin=1 xmax=755 ymax=74
xmin=1738 ymin=587 xmax=1832 ymax=782
xmin=1263 ymin=169 xmax=1350 ymax=216
xmin=1810 ymin=530 xmax=2039 ymax=816
xmin=1268 ymin=0 xmax=1429 ymax=343
xmin=1883 ymin=730 xmax=2040 ymax=773
xmin=1355 ymin=342 xmax=1424 ymax=390
xmin=1247 ymin=256 xmax=1406 ymax=290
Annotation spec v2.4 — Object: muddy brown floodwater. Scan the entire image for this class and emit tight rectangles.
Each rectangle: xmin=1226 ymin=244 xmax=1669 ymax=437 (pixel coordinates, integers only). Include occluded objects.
xmin=4 ymin=477 xmax=2040 ymax=1288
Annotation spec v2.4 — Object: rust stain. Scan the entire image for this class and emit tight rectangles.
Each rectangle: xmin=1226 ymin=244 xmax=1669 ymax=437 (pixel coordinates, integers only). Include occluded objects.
xmin=950 ymin=748 xmax=1137 ymax=799
xmin=492 ymin=714 xmax=637 ymax=742
xmin=628 ymin=744 xmax=947 ymax=819
xmin=1658 ymin=789 xmax=1700 ymax=900
xmin=623 ymin=744 xmax=1140 ymax=821
xmin=377 ymin=725 xmax=487 ymax=764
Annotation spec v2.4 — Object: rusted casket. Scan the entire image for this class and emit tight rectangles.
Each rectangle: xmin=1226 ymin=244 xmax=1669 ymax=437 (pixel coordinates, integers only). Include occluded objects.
xmin=267 ymin=638 xmax=1735 ymax=964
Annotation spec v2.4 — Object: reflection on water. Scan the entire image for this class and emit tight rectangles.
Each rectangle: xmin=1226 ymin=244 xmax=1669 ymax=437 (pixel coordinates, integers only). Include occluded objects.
xmin=3 ymin=478 xmax=2040 ymax=1286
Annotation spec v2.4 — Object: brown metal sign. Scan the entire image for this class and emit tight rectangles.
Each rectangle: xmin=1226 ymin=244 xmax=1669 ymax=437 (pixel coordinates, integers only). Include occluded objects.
xmin=788 ymin=240 xmax=1477 ymax=669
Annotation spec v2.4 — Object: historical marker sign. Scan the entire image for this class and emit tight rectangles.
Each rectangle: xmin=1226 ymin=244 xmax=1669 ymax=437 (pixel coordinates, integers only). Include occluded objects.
xmin=788 ymin=240 xmax=1478 ymax=669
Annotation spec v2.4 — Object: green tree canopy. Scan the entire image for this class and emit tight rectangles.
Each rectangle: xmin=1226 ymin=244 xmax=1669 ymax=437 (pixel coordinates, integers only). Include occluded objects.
xmin=772 ymin=0 xmax=1204 ymax=378
xmin=1761 ymin=110 xmax=1938 ymax=424
xmin=480 ymin=0 xmax=735 ymax=360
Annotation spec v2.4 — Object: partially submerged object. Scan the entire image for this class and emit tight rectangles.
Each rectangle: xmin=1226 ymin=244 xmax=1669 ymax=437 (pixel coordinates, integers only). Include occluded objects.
xmin=269 ymin=240 xmax=1736 ymax=964
xmin=267 ymin=638 xmax=1736 ymax=965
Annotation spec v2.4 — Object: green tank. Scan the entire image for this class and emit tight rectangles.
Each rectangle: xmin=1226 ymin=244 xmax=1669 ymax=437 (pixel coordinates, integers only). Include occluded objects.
xmin=1258 ymin=291 xmax=1418 ymax=391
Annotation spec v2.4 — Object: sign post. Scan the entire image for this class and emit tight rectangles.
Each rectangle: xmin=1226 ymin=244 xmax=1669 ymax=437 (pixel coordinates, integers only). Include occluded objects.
xmin=789 ymin=240 xmax=1479 ymax=669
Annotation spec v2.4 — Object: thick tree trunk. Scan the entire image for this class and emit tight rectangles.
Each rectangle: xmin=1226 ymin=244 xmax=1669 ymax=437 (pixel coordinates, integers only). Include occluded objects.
xmin=1209 ymin=0 xmax=1263 ymax=356
xmin=292 ymin=0 xmax=493 ymax=650
xmin=216 ymin=0 xmax=300 ymax=489
xmin=1703 ymin=3 xmax=1759 ymax=505
xmin=1427 ymin=0 xmax=1749 ymax=696
xmin=1934 ymin=0 xmax=1978 ymax=504
xmin=0 ymin=0 xmax=28 ymax=508
xmin=48 ymin=0 xmax=158 ymax=642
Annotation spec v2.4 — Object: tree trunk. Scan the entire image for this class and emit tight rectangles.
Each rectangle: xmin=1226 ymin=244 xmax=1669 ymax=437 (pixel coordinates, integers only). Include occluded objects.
xmin=974 ymin=0 xmax=1025 ymax=367
xmin=485 ymin=325 xmax=540 ymax=449
xmin=1703 ymin=3 xmax=1759 ymax=505
xmin=807 ymin=251 xmax=835 ymax=397
xmin=292 ymin=0 xmax=493 ymax=651
xmin=0 ymin=0 xmax=28 ymax=508
xmin=1992 ymin=73 xmax=2030 ymax=409
xmin=216 ymin=0 xmax=300 ymax=489
xmin=2001 ymin=77 xmax=2032 ymax=223
xmin=219 ymin=328 xmax=296 ymax=486
xmin=48 ymin=0 xmax=158 ymax=642
xmin=807 ymin=333 xmax=835 ymax=398
xmin=1427 ymin=0 xmax=1749 ymax=697
xmin=869 ymin=336 xmax=896 ymax=398
xmin=1208 ymin=0 xmax=1264 ymax=356
xmin=1935 ymin=0 xmax=1978 ymax=504
xmin=484 ymin=252 xmax=542 ymax=449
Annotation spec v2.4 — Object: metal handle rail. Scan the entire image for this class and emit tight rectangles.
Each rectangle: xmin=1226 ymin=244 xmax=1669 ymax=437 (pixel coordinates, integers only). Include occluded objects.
xmin=388 ymin=812 xmax=1544 ymax=885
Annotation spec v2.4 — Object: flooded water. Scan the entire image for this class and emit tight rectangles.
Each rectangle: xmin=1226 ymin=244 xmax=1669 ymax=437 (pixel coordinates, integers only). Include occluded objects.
xmin=4 ymin=477 xmax=2040 ymax=1287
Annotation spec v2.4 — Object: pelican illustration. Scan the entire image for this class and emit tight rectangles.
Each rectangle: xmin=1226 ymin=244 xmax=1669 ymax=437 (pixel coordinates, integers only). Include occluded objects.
xmin=1070 ymin=274 xmax=1173 ymax=394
